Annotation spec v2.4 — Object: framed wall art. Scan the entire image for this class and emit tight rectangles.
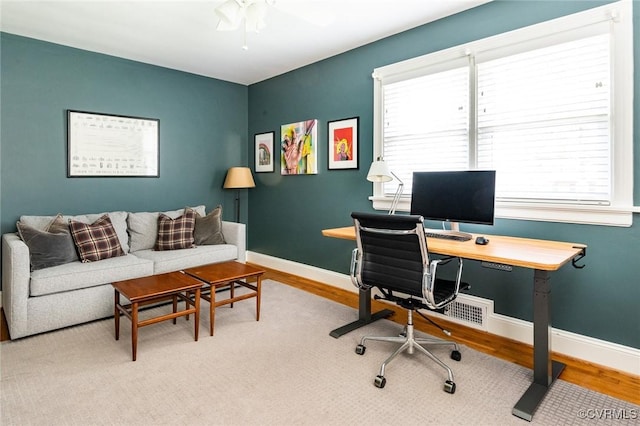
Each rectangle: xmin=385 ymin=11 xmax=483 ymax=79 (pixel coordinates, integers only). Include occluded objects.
xmin=280 ymin=119 xmax=318 ymax=175
xmin=255 ymin=131 xmax=275 ymax=173
xmin=328 ymin=116 xmax=358 ymax=170
xmin=67 ymin=110 xmax=159 ymax=177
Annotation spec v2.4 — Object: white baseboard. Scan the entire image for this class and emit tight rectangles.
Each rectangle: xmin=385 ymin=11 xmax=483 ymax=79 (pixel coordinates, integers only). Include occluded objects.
xmin=248 ymin=251 xmax=640 ymax=376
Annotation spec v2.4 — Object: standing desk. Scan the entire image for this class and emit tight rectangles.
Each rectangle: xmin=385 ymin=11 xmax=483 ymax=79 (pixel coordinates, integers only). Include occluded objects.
xmin=322 ymin=226 xmax=586 ymax=422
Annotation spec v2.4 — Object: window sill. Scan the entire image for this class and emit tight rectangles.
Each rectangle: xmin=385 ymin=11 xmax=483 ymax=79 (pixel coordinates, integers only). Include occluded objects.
xmin=370 ymin=197 xmax=635 ymax=227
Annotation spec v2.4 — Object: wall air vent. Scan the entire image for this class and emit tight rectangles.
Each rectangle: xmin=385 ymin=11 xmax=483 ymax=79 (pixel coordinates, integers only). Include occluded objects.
xmin=435 ymin=294 xmax=493 ymax=331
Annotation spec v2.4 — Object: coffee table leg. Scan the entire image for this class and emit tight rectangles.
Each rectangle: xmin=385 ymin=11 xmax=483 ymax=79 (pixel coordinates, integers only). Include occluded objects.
xmin=172 ymin=295 xmax=178 ymax=324
xmin=256 ymin=276 xmax=262 ymax=321
xmin=114 ymin=289 xmax=121 ymax=340
xmin=194 ymin=288 xmax=201 ymax=341
xmin=230 ymin=281 xmax=235 ymax=308
xmin=210 ymin=286 xmax=216 ymax=336
xmin=131 ymin=302 xmax=139 ymax=361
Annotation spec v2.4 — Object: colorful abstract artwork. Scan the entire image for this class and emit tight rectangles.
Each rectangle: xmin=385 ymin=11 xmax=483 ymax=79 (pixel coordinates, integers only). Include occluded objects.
xmin=280 ymin=119 xmax=318 ymax=175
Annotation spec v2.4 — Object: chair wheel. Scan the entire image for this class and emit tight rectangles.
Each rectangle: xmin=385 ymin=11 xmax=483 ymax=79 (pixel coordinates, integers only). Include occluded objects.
xmin=374 ymin=375 xmax=386 ymax=388
xmin=355 ymin=344 xmax=366 ymax=355
xmin=451 ymin=350 xmax=462 ymax=361
xmin=444 ymin=380 xmax=456 ymax=394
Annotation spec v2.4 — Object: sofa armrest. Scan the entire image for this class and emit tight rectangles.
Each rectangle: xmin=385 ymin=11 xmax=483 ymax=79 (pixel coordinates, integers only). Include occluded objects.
xmin=221 ymin=221 xmax=246 ymax=263
xmin=2 ymin=233 xmax=31 ymax=339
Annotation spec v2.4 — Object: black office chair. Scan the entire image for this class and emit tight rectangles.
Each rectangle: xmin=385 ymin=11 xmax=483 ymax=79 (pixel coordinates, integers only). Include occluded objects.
xmin=350 ymin=212 xmax=469 ymax=394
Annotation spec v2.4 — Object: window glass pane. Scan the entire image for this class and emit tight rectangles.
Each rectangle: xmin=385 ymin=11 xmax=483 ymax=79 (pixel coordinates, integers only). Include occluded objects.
xmin=476 ymin=34 xmax=611 ymax=203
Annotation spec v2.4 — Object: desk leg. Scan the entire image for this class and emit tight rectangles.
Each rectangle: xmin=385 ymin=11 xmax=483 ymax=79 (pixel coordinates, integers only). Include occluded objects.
xmin=330 ymin=287 xmax=394 ymax=338
xmin=512 ymin=269 xmax=565 ymax=421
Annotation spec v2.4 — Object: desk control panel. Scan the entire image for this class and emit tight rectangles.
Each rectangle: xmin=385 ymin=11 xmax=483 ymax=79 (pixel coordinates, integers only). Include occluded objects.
xmin=481 ymin=261 xmax=513 ymax=272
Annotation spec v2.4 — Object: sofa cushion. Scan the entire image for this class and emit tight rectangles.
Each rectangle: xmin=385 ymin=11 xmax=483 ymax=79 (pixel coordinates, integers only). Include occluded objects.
xmin=16 ymin=214 xmax=79 ymax=271
xmin=30 ymin=254 xmax=154 ymax=297
xmin=20 ymin=211 xmax=130 ymax=253
xmin=69 ymin=214 xmax=125 ymax=262
xmin=194 ymin=205 xmax=226 ymax=245
xmin=155 ymin=208 xmax=196 ymax=251
xmin=128 ymin=205 xmax=206 ymax=252
xmin=133 ymin=244 xmax=238 ymax=274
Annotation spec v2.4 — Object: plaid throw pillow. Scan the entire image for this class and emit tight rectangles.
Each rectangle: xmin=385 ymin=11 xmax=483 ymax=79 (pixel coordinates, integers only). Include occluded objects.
xmin=69 ymin=214 xmax=125 ymax=262
xmin=154 ymin=208 xmax=196 ymax=251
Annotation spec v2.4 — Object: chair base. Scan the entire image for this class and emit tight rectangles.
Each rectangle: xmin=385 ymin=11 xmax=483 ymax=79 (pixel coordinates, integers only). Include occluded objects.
xmin=355 ymin=309 xmax=460 ymax=394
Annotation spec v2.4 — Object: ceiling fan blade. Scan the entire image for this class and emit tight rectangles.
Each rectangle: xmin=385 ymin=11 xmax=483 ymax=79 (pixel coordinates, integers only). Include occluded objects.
xmin=245 ymin=1 xmax=268 ymax=32
xmin=215 ymin=0 xmax=243 ymax=31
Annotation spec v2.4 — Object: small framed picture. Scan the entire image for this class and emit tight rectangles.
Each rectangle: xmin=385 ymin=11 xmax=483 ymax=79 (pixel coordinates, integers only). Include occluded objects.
xmin=328 ymin=117 xmax=358 ymax=170
xmin=255 ymin=131 xmax=275 ymax=173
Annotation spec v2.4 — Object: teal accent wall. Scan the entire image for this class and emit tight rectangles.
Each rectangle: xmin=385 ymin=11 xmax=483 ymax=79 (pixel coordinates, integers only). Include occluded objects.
xmin=0 ymin=33 xmax=248 ymax=234
xmin=248 ymin=1 xmax=640 ymax=349
xmin=1 ymin=1 xmax=638 ymax=350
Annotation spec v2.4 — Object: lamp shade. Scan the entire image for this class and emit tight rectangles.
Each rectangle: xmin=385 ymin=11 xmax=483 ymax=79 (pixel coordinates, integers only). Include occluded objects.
xmin=223 ymin=167 xmax=256 ymax=189
xmin=367 ymin=160 xmax=393 ymax=183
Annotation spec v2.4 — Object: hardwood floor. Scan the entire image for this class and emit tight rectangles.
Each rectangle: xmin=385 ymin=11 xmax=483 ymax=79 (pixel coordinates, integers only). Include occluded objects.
xmin=2 ymin=265 xmax=638 ymax=406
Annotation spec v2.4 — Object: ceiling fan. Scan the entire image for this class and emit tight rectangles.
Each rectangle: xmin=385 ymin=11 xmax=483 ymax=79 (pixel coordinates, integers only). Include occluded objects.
xmin=214 ymin=0 xmax=334 ymax=49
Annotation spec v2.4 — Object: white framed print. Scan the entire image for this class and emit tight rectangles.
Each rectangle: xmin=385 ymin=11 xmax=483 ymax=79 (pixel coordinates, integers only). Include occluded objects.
xmin=255 ymin=131 xmax=275 ymax=173
xmin=328 ymin=117 xmax=358 ymax=170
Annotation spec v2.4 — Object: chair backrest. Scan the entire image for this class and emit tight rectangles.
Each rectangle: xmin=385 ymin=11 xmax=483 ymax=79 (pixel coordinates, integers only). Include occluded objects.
xmin=350 ymin=212 xmax=429 ymax=298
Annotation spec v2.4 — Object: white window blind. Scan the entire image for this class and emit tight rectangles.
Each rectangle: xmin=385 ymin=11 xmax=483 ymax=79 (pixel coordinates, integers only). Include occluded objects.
xmin=476 ymin=34 xmax=611 ymax=204
xmin=383 ymin=66 xmax=469 ymax=196
xmin=372 ymin=1 xmax=633 ymax=226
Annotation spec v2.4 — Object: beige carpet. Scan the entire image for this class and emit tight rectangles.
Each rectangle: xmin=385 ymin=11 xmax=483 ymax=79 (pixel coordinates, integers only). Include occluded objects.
xmin=1 ymin=280 xmax=638 ymax=425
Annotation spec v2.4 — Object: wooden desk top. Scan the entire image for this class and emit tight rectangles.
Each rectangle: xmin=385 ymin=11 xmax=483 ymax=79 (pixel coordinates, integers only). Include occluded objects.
xmin=322 ymin=226 xmax=586 ymax=271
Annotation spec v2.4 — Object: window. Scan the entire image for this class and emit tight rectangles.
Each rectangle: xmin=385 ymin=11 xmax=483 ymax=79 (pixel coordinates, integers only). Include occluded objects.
xmin=372 ymin=1 xmax=634 ymax=226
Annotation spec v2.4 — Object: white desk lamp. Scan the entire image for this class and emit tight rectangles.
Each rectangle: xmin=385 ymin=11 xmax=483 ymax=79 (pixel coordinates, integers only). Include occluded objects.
xmin=367 ymin=158 xmax=403 ymax=215
xmin=223 ymin=166 xmax=255 ymax=222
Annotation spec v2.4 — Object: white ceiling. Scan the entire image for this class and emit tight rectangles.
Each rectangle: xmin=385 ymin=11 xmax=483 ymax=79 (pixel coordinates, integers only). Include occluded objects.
xmin=0 ymin=0 xmax=491 ymax=85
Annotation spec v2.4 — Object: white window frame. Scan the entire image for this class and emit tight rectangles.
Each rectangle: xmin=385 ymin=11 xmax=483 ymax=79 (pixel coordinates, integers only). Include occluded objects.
xmin=371 ymin=1 xmax=635 ymax=227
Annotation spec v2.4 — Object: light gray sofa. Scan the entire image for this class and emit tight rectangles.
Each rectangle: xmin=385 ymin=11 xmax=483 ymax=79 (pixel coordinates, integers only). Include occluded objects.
xmin=1 ymin=206 xmax=246 ymax=339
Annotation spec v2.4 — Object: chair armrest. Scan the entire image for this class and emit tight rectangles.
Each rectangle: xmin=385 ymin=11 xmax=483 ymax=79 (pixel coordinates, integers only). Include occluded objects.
xmin=2 ymin=233 xmax=31 ymax=339
xmin=424 ymin=257 xmax=465 ymax=309
xmin=221 ymin=221 xmax=246 ymax=262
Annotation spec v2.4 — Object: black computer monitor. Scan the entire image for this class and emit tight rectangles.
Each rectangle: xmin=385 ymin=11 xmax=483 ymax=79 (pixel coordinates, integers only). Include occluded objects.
xmin=410 ymin=170 xmax=496 ymax=232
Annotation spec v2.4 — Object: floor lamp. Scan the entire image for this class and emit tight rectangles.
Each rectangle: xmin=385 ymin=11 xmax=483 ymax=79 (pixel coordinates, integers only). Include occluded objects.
xmin=223 ymin=167 xmax=255 ymax=222
xmin=367 ymin=158 xmax=403 ymax=215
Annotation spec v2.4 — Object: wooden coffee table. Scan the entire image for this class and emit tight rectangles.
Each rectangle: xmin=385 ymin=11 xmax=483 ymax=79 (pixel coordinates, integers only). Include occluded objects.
xmin=184 ymin=261 xmax=264 ymax=336
xmin=112 ymin=271 xmax=203 ymax=361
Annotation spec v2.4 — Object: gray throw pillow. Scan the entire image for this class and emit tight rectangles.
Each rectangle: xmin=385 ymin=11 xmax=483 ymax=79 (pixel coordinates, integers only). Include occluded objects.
xmin=194 ymin=206 xmax=226 ymax=245
xmin=16 ymin=214 xmax=79 ymax=271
